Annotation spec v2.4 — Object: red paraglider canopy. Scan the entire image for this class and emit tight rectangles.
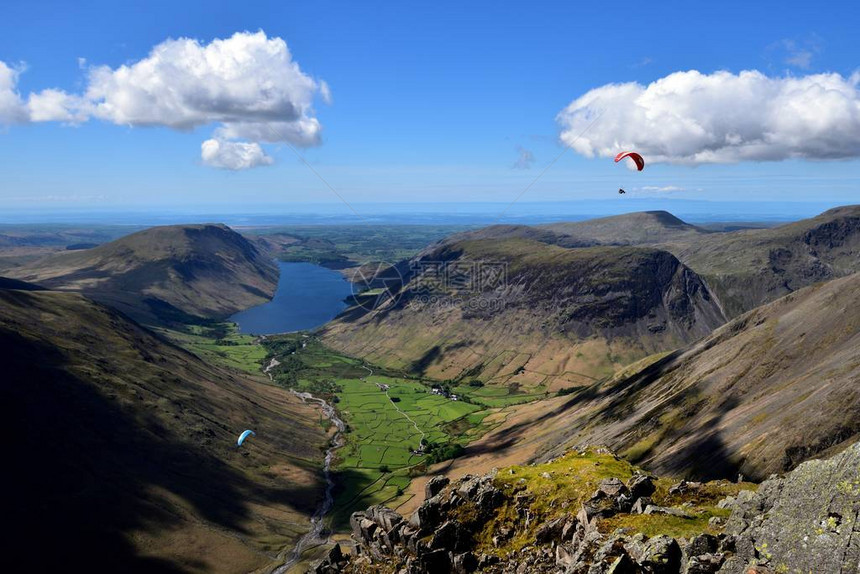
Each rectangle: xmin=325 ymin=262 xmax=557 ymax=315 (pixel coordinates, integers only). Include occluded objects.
xmin=614 ymin=151 xmax=645 ymax=171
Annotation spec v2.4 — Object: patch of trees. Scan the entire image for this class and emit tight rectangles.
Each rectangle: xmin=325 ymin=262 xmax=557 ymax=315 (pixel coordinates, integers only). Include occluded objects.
xmin=423 ymin=441 xmax=465 ymax=464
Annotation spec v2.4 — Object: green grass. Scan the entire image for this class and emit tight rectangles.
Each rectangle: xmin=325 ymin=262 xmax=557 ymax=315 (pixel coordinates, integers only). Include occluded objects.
xmin=243 ymin=224 xmax=477 ymax=267
xmin=452 ymin=383 xmax=547 ymax=407
xmin=262 ymin=334 xmax=492 ymax=527
xmin=471 ymin=448 xmax=757 ymax=558
xmin=158 ymin=322 xmax=268 ymax=374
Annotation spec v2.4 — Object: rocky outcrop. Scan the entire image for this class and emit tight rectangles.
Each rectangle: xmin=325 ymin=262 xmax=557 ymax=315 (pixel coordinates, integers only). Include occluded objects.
xmin=316 ymin=442 xmax=860 ymax=574
xmin=327 ymin=472 xmax=734 ymax=573
xmin=717 ymin=441 xmax=860 ymax=573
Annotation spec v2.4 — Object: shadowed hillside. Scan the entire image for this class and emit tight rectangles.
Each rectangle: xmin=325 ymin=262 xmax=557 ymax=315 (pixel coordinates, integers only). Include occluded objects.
xmin=663 ymin=204 xmax=860 ymax=316
xmin=322 ymin=238 xmax=725 ymax=388
xmin=0 ymin=282 xmax=326 ymax=572
xmin=407 ymin=271 xmax=860 ymax=497
xmin=5 ymin=224 xmax=278 ymax=324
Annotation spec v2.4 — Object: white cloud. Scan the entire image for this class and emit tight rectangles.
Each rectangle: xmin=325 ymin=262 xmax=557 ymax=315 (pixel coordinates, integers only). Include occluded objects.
xmin=640 ymin=186 xmax=685 ymax=193
xmin=0 ymin=31 xmax=329 ymax=169
xmin=201 ymin=138 xmax=273 ymax=170
xmin=0 ymin=61 xmax=28 ymax=124
xmin=83 ymin=31 xmax=323 ymax=142
xmin=558 ymin=70 xmax=860 ymax=165
xmin=512 ymin=145 xmax=534 ymax=169
xmin=27 ymin=89 xmax=87 ymax=122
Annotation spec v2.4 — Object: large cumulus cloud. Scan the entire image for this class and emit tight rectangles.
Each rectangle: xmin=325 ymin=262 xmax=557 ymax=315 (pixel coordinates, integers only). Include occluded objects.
xmin=0 ymin=31 xmax=327 ymax=169
xmin=558 ymin=70 xmax=860 ymax=164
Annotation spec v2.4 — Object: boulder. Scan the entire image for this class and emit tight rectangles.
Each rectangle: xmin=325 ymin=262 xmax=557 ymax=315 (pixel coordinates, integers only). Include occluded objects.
xmin=627 ymin=474 xmax=657 ymax=499
xmin=430 ymin=520 xmax=469 ymax=552
xmin=685 ymin=553 xmax=725 ymax=574
xmin=425 ymin=475 xmax=450 ymax=499
xmin=367 ymin=505 xmax=403 ymax=531
xmin=415 ymin=495 xmax=444 ymax=531
xmin=313 ymin=543 xmax=346 ymax=574
xmin=686 ymin=533 xmax=719 ymax=557
xmin=596 ymin=477 xmax=629 ymax=498
xmin=350 ymin=511 xmax=368 ymax=540
xmin=535 ymin=515 xmax=569 ymax=544
xmin=631 ymin=497 xmax=653 ymax=514
xmin=639 ymin=535 xmax=682 ymax=574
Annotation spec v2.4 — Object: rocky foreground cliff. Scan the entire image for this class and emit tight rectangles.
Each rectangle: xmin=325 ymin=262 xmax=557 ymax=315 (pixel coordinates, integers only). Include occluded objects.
xmin=312 ymin=443 xmax=860 ymax=574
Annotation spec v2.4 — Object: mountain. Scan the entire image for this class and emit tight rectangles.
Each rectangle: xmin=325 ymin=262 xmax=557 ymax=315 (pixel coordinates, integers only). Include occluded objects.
xmin=415 ymin=271 xmax=860 ymax=490
xmin=663 ymin=205 xmax=860 ymax=317
xmin=0 ymin=283 xmax=326 ymax=572
xmin=541 ymin=210 xmax=709 ymax=246
xmin=5 ymin=224 xmax=278 ymax=324
xmin=322 ymin=237 xmax=725 ymax=387
xmin=487 ymin=207 xmax=860 ymax=318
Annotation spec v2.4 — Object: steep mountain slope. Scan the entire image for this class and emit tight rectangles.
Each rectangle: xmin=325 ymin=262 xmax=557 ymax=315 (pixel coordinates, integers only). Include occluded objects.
xmin=0 ymin=283 xmax=326 ymax=572
xmin=444 ymin=207 xmax=860 ymax=318
xmin=6 ymin=224 xmax=278 ymax=324
xmin=416 ymin=271 xmax=860 ymax=489
xmin=322 ymin=238 xmax=725 ymax=387
xmin=664 ymin=204 xmax=860 ymax=316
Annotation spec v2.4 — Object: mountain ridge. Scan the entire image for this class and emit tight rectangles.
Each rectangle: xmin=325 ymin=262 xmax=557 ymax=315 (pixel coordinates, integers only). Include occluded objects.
xmin=323 ymin=237 xmax=726 ymax=387
xmin=5 ymin=223 xmax=278 ymax=324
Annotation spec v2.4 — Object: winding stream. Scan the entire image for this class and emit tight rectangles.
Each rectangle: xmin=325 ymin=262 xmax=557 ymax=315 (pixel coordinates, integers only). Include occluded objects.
xmin=265 ymin=358 xmax=346 ymax=573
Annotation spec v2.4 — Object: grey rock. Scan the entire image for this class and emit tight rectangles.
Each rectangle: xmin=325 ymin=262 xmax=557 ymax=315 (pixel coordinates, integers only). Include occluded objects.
xmin=685 ymin=553 xmax=724 ymax=574
xmin=596 ymin=477 xmax=629 ymax=498
xmin=313 ymin=543 xmax=345 ymax=574
xmin=631 ymin=497 xmax=653 ymax=514
xmin=718 ymin=441 xmax=860 ymax=574
xmin=639 ymin=535 xmax=682 ymax=574
xmin=425 ymin=475 xmax=450 ymax=500
xmin=686 ymin=533 xmax=718 ymax=557
xmin=535 ymin=515 xmax=569 ymax=543
xmin=415 ymin=495 xmax=444 ymax=532
xmin=627 ymin=474 xmax=657 ymax=499
xmin=430 ymin=520 xmax=469 ymax=552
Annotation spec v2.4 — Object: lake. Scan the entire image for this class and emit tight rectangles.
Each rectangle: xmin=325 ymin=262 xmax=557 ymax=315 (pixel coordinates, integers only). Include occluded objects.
xmin=230 ymin=262 xmax=354 ymax=334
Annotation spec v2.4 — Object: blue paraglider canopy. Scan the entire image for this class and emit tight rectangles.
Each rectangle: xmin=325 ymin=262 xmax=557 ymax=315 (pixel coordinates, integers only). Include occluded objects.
xmin=237 ymin=429 xmax=256 ymax=447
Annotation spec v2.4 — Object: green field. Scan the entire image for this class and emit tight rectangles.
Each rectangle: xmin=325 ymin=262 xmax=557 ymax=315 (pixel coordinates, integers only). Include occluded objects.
xmin=167 ymin=326 xmax=535 ymax=528
xmin=158 ymin=322 xmax=268 ymax=374
xmin=261 ymin=334 xmax=507 ymax=524
xmin=452 ymin=382 xmax=550 ymax=407
xmin=243 ymin=224 xmax=475 ymax=267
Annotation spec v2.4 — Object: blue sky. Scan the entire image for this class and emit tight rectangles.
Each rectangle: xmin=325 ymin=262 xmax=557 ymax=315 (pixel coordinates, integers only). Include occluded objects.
xmin=0 ymin=0 xmax=858 ymax=217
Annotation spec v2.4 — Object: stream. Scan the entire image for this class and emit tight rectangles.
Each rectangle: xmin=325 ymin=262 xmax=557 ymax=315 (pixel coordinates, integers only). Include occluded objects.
xmin=266 ymin=358 xmax=346 ymax=573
